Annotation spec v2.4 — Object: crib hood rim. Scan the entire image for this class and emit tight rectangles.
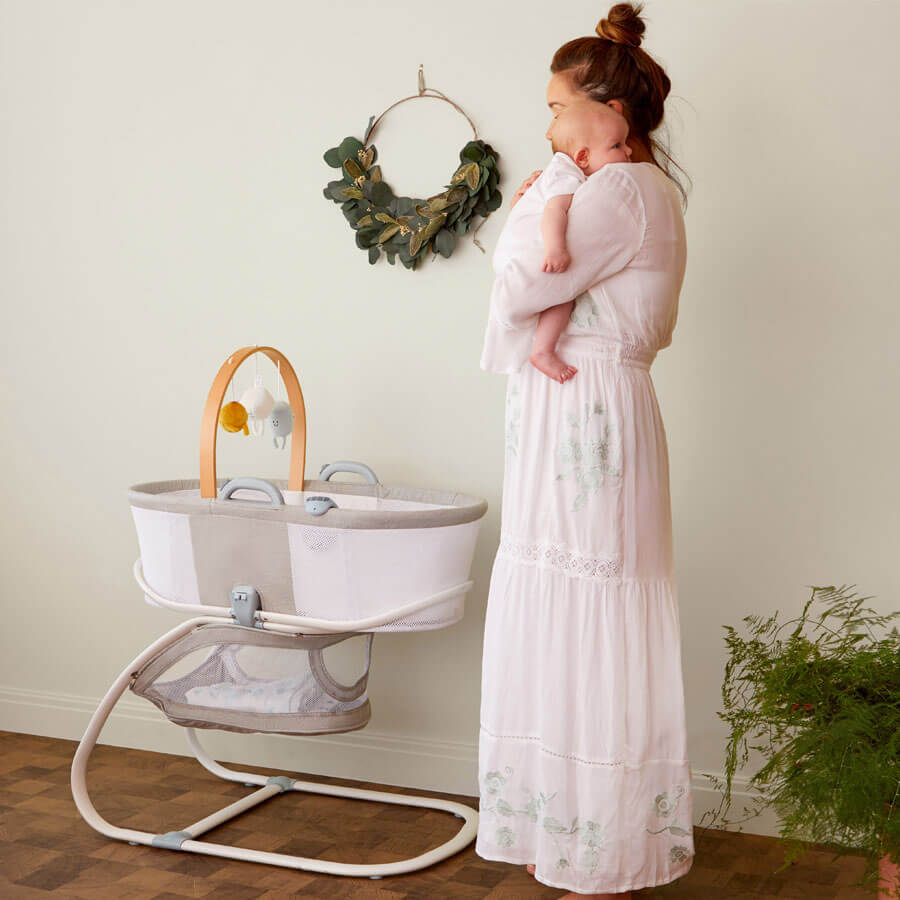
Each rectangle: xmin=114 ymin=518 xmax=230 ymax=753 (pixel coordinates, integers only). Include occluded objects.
xmin=128 ymin=478 xmax=488 ymax=530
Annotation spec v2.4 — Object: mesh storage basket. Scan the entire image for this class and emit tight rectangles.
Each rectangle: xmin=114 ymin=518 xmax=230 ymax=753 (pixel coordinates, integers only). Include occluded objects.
xmin=131 ymin=624 xmax=373 ymax=735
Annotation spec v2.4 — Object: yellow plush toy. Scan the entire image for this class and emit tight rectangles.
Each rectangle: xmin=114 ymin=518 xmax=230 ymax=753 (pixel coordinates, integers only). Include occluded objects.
xmin=219 ymin=400 xmax=249 ymax=435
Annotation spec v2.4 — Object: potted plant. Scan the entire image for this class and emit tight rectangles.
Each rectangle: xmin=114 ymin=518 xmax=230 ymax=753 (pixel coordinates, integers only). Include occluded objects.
xmin=697 ymin=584 xmax=900 ymax=897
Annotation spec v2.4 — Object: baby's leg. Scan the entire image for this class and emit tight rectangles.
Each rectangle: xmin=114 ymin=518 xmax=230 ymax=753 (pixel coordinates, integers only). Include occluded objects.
xmin=530 ymin=300 xmax=578 ymax=383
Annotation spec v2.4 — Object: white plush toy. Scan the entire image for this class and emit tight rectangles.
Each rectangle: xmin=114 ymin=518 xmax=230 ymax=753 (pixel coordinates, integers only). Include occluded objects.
xmin=268 ymin=401 xmax=294 ymax=449
xmin=240 ymin=374 xmax=275 ymax=437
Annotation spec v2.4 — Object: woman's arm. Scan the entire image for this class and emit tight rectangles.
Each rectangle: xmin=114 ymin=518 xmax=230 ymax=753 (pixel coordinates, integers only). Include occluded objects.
xmin=492 ymin=165 xmax=645 ymax=328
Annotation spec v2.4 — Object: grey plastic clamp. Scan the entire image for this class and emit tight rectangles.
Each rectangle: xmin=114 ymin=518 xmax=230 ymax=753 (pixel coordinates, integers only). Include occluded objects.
xmin=218 ymin=477 xmax=285 ymax=507
xmin=304 ymin=496 xmax=338 ymax=516
xmin=318 ymin=460 xmax=379 ymax=484
xmin=266 ymin=775 xmax=296 ymax=793
xmin=230 ymin=585 xmax=261 ymax=628
xmin=152 ymin=830 xmax=192 ymax=851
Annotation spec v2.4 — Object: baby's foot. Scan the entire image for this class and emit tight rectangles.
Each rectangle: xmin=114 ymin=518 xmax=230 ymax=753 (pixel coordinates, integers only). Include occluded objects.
xmin=530 ymin=349 xmax=578 ymax=383
xmin=526 ymin=864 xmax=536 ymax=875
xmin=541 ymin=248 xmax=571 ymax=272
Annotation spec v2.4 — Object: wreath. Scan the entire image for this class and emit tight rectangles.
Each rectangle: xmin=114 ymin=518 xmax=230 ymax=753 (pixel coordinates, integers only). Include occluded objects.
xmin=323 ymin=126 xmax=501 ymax=270
xmin=322 ymin=71 xmax=502 ymax=270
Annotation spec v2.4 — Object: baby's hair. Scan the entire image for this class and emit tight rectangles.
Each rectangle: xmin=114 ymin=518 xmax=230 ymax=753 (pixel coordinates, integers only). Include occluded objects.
xmin=550 ymin=3 xmax=691 ymax=210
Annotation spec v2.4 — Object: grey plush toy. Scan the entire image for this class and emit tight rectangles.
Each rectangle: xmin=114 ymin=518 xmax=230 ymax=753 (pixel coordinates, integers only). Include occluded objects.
xmin=268 ymin=401 xmax=294 ymax=449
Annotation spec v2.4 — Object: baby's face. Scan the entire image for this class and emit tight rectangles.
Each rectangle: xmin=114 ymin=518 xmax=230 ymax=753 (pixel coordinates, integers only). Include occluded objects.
xmin=550 ymin=101 xmax=632 ymax=174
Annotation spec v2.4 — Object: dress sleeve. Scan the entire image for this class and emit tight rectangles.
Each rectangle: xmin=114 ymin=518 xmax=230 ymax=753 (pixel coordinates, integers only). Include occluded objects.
xmin=480 ymin=164 xmax=646 ymax=374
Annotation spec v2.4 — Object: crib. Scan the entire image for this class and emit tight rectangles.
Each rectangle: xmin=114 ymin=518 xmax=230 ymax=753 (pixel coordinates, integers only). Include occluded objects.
xmin=70 ymin=345 xmax=487 ymax=879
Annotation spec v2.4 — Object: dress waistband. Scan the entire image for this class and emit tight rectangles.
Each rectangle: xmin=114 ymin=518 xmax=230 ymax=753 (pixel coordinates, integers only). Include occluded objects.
xmin=556 ymin=334 xmax=656 ymax=370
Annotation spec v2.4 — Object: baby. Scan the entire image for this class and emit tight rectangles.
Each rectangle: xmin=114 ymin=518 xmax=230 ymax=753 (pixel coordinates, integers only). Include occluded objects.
xmin=527 ymin=101 xmax=632 ymax=383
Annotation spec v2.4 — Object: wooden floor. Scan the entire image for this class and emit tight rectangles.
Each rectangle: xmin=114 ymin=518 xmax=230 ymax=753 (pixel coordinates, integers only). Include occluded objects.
xmin=0 ymin=731 xmax=879 ymax=899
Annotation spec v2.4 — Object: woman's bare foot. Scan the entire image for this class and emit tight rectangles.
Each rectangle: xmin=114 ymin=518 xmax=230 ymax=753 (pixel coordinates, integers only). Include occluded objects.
xmin=530 ymin=349 xmax=578 ymax=383
xmin=526 ymin=865 xmax=631 ymax=899
xmin=559 ymin=894 xmax=631 ymax=899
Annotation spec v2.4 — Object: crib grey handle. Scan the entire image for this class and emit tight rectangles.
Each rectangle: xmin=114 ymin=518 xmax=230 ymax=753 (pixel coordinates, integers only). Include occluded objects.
xmin=318 ymin=460 xmax=379 ymax=484
xmin=217 ymin=477 xmax=285 ymax=507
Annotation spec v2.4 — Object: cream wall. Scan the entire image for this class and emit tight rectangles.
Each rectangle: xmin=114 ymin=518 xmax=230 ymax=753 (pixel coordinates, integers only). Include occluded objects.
xmin=2 ymin=1 xmax=898 ymax=838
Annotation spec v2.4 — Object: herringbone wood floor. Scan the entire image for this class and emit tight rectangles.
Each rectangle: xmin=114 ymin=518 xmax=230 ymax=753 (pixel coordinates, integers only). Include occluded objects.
xmin=0 ymin=731 xmax=880 ymax=899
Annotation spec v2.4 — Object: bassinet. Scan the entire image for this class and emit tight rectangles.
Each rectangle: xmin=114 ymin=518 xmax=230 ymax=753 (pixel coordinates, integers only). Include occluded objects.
xmin=70 ymin=345 xmax=487 ymax=879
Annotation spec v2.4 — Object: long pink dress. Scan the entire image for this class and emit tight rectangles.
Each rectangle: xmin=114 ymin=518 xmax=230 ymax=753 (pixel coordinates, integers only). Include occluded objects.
xmin=476 ymin=160 xmax=695 ymax=895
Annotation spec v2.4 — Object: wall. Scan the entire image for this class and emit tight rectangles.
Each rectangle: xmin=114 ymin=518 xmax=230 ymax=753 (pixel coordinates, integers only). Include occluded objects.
xmin=2 ymin=0 xmax=898 ymax=838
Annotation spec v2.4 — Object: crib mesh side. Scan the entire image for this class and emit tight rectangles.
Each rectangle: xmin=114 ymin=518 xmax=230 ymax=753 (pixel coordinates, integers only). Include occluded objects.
xmin=131 ymin=624 xmax=373 ymax=735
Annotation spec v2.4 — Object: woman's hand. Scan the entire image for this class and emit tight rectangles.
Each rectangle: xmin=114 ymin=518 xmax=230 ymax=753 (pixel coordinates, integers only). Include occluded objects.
xmin=510 ymin=170 xmax=542 ymax=209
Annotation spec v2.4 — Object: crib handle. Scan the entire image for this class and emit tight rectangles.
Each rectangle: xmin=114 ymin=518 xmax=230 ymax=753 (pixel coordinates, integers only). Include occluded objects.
xmin=218 ymin=477 xmax=285 ymax=507
xmin=200 ymin=346 xmax=307 ymax=499
xmin=318 ymin=460 xmax=380 ymax=484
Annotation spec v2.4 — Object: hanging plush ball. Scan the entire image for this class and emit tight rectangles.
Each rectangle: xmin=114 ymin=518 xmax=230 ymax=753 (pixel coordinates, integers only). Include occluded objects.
xmin=268 ymin=401 xmax=294 ymax=449
xmin=219 ymin=400 xmax=249 ymax=435
xmin=240 ymin=376 xmax=275 ymax=437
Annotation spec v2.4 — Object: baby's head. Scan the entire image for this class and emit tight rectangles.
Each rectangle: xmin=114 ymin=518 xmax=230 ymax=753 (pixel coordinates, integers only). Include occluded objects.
xmin=550 ymin=100 xmax=631 ymax=175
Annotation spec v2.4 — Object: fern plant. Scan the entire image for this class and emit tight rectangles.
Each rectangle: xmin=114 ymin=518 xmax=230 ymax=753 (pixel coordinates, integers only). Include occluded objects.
xmin=698 ymin=584 xmax=900 ymax=896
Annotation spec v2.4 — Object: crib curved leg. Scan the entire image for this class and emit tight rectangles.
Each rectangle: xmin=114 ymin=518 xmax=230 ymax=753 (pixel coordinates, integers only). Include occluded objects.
xmin=70 ymin=616 xmax=223 ymax=846
xmin=71 ymin=626 xmax=479 ymax=879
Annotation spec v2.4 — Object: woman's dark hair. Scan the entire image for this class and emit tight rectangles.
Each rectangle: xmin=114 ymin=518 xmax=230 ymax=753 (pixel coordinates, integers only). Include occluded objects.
xmin=551 ymin=2 xmax=691 ymax=210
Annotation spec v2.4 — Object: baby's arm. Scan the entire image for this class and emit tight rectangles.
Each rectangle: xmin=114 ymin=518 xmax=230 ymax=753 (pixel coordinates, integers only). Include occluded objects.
xmin=541 ymin=193 xmax=574 ymax=273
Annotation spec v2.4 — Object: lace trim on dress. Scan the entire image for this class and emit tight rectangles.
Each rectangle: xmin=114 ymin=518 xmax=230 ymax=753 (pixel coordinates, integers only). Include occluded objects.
xmin=498 ymin=537 xmax=623 ymax=580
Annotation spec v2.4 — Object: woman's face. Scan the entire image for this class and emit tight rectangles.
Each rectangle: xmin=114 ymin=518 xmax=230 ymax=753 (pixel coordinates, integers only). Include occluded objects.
xmin=545 ymin=70 xmax=626 ymax=150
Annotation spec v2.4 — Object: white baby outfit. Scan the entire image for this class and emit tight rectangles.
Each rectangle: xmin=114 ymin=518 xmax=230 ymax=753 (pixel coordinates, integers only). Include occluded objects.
xmin=489 ymin=151 xmax=586 ymax=286
xmin=476 ymin=160 xmax=695 ymax=894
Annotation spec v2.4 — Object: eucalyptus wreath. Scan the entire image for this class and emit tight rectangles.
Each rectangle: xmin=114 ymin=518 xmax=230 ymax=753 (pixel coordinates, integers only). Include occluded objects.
xmin=323 ymin=119 xmax=502 ymax=270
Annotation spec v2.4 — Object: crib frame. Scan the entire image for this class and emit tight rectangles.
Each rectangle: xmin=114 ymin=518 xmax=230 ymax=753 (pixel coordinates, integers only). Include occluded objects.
xmin=70 ymin=568 xmax=479 ymax=879
xmin=71 ymin=345 xmax=483 ymax=879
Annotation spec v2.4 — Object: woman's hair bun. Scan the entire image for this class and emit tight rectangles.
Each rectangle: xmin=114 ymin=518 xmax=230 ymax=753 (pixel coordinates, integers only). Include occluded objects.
xmin=596 ymin=2 xmax=645 ymax=48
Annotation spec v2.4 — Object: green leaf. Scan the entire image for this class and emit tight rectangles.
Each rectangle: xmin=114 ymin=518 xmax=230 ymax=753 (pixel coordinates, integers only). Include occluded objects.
xmin=323 ymin=146 xmax=343 ymax=167
xmin=370 ymin=181 xmax=393 ymax=206
xmin=367 ymin=245 xmax=380 ymax=264
xmin=434 ymin=228 xmax=456 ymax=257
xmin=338 ymin=136 xmax=364 ymax=162
xmin=460 ymin=141 xmax=486 ymax=163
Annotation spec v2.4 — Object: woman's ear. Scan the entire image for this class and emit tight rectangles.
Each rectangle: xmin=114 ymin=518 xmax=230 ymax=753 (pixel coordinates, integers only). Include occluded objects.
xmin=605 ymin=99 xmax=625 ymax=117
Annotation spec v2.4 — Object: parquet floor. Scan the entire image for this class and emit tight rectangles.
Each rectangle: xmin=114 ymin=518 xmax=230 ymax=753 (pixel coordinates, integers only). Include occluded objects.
xmin=0 ymin=731 xmax=881 ymax=899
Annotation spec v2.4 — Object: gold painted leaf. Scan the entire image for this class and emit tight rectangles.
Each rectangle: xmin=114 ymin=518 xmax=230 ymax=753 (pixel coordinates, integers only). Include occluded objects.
xmin=377 ymin=224 xmax=401 ymax=242
xmin=465 ymin=163 xmax=481 ymax=191
xmin=421 ymin=212 xmax=447 ymax=240
xmin=409 ymin=232 xmax=423 ymax=255
xmin=428 ymin=195 xmax=449 ymax=212
xmin=447 ymin=186 xmax=468 ymax=204
xmin=358 ymin=147 xmax=374 ymax=170
xmin=415 ymin=203 xmax=439 ymax=219
xmin=343 ymin=158 xmax=363 ymax=179
xmin=357 ymin=214 xmax=373 ymax=226
xmin=368 ymin=165 xmax=382 ymax=182
xmin=374 ymin=212 xmax=397 ymax=223
xmin=341 ymin=186 xmax=364 ymax=199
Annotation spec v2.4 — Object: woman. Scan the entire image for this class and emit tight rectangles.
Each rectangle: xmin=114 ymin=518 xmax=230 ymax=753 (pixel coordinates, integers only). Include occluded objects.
xmin=476 ymin=4 xmax=695 ymax=898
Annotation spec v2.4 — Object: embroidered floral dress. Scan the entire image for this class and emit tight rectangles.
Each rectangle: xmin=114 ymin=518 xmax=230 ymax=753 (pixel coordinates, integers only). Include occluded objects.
xmin=477 ymin=160 xmax=695 ymax=895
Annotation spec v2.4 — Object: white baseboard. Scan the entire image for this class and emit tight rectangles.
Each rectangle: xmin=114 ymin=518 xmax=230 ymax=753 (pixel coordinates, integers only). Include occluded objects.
xmin=0 ymin=684 xmax=783 ymax=838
